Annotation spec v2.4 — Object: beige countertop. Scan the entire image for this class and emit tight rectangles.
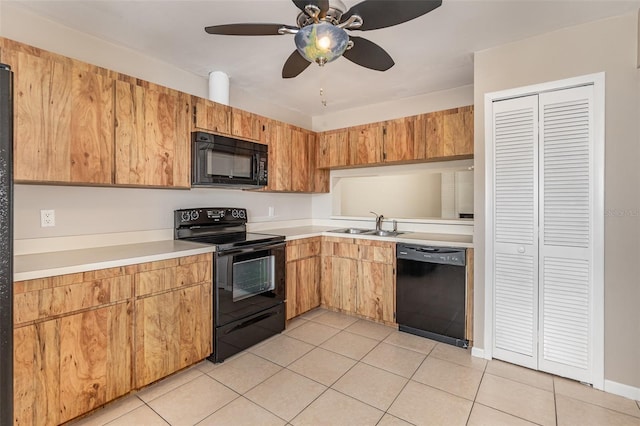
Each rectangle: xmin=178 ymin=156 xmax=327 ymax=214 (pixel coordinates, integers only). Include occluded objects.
xmin=14 ymin=227 xmax=472 ymax=281
xmin=14 ymin=240 xmax=215 ymax=281
xmin=259 ymin=226 xmax=474 ymax=248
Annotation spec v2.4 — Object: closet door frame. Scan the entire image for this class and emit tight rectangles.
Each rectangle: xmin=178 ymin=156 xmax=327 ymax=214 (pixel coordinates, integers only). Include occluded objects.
xmin=483 ymin=72 xmax=605 ymax=389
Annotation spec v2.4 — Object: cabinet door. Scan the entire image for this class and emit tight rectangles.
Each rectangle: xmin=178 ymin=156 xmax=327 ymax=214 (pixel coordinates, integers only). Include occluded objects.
xmin=134 ymin=284 xmax=211 ymax=388
xmin=265 ymin=120 xmax=292 ymax=191
xmin=286 ymin=257 xmax=321 ymax=320
xmin=291 ymin=127 xmax=310 ymax=192
xmin=383 ymin=117 xmax=415 ymax=163
xmin=426 ymin=106 xmax=474 ymax=159
xmin=308 ymin=133 xmax=329 ymax=193
xmin=356 ymin=261 xmax=395 ymax=323
xmin=349 ymin=124 xmax=383 ymax=166
xmin=318 ymin=129 xmax=349 ymax=168
xmin=193 ymin=96 xmax=231 ymax=134
xmin=443 ymin=105 xmax=473 ymax=156
xmin=231 ymin=108 xmax=262 ymax=141
xmin=14 ymin=302 xmax=132 ymax=426
xmin=321 ymin=256 xmax=358 ymax=314
xmin=5 ymin=44 xmax=114 ymax=184
xmin=115 ymin=81 xmax=191 ymax=187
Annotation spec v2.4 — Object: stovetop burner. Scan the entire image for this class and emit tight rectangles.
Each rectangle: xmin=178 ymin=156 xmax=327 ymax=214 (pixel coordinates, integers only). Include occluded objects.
xmin=174 ymin=207 xmax=284 ymax=250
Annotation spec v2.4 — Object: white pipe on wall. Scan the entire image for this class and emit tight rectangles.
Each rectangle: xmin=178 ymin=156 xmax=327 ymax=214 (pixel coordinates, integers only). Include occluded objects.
xmin=208 ymin=71 xmax=230 ymax=105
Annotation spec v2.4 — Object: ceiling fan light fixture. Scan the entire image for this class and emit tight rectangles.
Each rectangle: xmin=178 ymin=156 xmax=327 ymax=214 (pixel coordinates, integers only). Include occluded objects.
xmin=294 ymin=22 xmax=349 ymax=66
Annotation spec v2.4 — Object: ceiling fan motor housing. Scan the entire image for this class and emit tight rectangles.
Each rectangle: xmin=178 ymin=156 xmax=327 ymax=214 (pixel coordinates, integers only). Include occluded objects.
xmin=296 ymin=0 xmax=347 ymax=27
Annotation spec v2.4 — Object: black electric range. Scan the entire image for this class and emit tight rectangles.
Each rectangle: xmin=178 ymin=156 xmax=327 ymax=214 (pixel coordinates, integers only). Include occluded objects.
xmin=174 ymin=207 xmax=286 ymax=362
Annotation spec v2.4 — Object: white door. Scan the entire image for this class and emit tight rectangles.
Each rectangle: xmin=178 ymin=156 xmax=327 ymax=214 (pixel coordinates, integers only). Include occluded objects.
xmin=491 ymin=95 xmax=539 ymax=369
xmin=487 ymin=77 xmax=603 ymax=386
xmin=538 ymin=86 xmax=596 ymax=383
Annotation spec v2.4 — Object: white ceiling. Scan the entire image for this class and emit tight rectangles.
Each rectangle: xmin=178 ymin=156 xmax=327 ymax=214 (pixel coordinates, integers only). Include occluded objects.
xmin=8 ymin=0 xmax=640 ymax=116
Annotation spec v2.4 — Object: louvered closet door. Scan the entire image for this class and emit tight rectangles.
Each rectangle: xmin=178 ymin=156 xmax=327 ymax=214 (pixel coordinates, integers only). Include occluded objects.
xmin=538 ymin=85 xmax=595 ymax=383
xmin=491 ymin=95 xmax=539 ymax=369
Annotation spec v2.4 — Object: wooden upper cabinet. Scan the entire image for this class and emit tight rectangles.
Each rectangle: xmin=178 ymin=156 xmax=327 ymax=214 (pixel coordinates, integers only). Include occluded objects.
xmin=349 ymin=123 xmax=384 ymax=166
xmin=317 ymin=128 xmax=349 ymax=168
xmin=263 ymin=121 xmax=327 ymax=193
xmin=291 ymin=127 xmax=310 ymax=192
xmin=2 ymin=39 xmax=115 ymax=184
xmin=382 ymin=117 xmax=416 ymax=163
xmin=446 ymin=105 xmax=474 ymax=156
xmin=264 ymin=119 xmax=292 ymax=191
xmin=192 ymin=96 xmax=231 ymax=135
xmin=426 ymin=106 xmax=474 ymax=159
xmin=308 ymin=132 xmax=329 ymax=193
xmin=114 ymin=80 xmax=191 ymax=188
xmin=231 ymin=107 xmax=263 ymax=142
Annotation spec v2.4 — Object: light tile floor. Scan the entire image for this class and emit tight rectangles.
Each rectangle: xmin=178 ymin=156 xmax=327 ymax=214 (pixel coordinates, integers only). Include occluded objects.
xmin=72 ymin=308 xmax=640 ymax=426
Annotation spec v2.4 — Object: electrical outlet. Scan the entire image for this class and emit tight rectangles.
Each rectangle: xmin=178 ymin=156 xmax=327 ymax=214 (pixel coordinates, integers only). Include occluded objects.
xmin=40 ymin=209 xmax=55 ymax=227
xmin=268 ymin=206 xmax=275 ymax=217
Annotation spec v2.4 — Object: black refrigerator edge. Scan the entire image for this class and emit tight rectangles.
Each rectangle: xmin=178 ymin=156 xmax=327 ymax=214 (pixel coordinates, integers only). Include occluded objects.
xmin=0 ymin=63 xmax=14 ymax=425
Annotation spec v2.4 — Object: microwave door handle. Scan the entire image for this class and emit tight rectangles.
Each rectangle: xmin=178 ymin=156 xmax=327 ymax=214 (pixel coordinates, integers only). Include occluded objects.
xmin=254 ymin=154 xmax=260 ymax=183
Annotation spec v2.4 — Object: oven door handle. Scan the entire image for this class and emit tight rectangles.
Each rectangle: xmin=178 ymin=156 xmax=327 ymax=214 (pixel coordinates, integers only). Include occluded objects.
xmin=223 ymin=310 xmax=280 ymax=335
xmin=217 ymin=242 xmax=285 ymax=257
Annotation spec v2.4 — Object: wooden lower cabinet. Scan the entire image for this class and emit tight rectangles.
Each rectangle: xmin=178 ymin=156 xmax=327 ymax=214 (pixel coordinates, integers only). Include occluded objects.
xmin=13 ymin=267 xmax=133 ymax=426
xmin=13 ymin=253 xmax=212 ymax=426
xmin=131 ymin=255 xmax=212 ymax=388
xmin=356 ymin=261 xmax=394 ymax=323
xmin=134 ymin=283 xmax=211 ymax=388
xmin=320 ymin=237 xmax=395 ymax=324
xmin=14 ymin=303 xmax=131 ymax=425
xmin=286 ymin=238 xmax=322 ymax=320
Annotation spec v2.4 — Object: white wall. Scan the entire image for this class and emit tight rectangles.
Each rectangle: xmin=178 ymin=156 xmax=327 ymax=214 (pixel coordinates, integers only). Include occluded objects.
xmin=313 ymin=84 xmax=473 ymax=131
xmin=474 ymin=12 xmax=640 ymax=390
xmin=14 ymin=184 xmax=311 ymax=238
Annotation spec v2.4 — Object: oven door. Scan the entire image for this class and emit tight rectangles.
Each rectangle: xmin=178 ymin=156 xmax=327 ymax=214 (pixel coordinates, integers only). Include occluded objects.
xmin=214 ymin=241 xmax=285 ymax=327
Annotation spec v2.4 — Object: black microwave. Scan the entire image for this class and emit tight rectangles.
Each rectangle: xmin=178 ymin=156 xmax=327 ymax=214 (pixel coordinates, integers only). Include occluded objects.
xmin=191 ymin=132 xmax=268 ymax=188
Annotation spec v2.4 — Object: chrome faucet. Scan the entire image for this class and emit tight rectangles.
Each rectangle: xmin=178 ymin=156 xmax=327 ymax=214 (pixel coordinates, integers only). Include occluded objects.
xmin=370 ymin=211 xmax=384 ymax=231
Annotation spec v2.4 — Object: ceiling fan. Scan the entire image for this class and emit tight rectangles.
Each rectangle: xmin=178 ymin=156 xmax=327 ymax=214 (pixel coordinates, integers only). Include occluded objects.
xmin=204 ymin=0 xmax=442 ymax=78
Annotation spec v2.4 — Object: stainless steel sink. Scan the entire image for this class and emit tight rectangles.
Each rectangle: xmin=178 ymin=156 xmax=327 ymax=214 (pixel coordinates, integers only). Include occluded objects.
xmin=328 ymin=228 xmax=372 ymax=234
xmin=363 ymin=230 xmax=404 ymax=237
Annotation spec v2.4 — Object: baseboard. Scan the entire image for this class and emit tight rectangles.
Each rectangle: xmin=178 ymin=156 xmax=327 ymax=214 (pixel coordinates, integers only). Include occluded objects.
xmin=471 ymin=346 xmax=486 ymax=359
xmin=604 ymin=379 xmax=640 ymax=401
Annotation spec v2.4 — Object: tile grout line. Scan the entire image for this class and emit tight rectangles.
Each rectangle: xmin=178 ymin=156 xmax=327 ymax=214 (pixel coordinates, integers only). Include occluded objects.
xmin=464 ymin=352 xmax=489 ymax=425
xmin=558 ymin=392 xmax=640 ymax=421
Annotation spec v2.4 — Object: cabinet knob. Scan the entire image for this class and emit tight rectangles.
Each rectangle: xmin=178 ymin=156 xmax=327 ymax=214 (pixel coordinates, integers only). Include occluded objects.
xmin=517 ymin=246 xmax=525 ymax=253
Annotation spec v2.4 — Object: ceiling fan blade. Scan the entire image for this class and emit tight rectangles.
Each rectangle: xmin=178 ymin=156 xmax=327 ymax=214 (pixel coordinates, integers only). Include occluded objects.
xmin=282 ymin=50 xmax=312 ymax=78
xmin=292 ymin=0 xmax=330 ymax=17
xmin=342 ymin=36 xmax=394 ymax=71
xmin=205 ymin=23 xmax=297 ymax=36
xmin=342 ymin=0 xmax=442 ymax=31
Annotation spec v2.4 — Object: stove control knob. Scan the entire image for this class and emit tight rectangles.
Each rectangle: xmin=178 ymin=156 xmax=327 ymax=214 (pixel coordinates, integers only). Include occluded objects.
xmin=181 ymin=211 xmax=190 ymax=222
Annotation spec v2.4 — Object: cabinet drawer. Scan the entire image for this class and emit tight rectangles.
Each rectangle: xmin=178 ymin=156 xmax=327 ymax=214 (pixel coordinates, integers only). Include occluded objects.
xmin=14 ymin=273 xmax=132 ymax=326
xmin=356 ymin=240 xmax=395 ymax=264
xmin=322 ymin=237 xmax=360 ymax=259
xmin=134 ymin=258 xmax=212 ymax=298
xmin=286 ymin=237 xmax=321 ymax=262
xmin=321 ymin=237 xmax=394 ymax=263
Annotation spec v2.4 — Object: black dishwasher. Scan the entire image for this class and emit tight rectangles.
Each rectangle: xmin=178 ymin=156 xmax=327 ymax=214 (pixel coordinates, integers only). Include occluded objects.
xmin=396 ymin=244 xmax=468 ymax=348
